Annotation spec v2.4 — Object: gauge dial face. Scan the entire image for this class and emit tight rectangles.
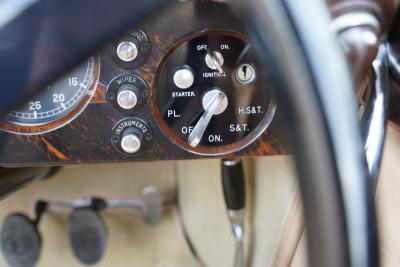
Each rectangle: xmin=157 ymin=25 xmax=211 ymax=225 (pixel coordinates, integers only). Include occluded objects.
xmin=4 ymin=57 xmax=98 ymax=134
xmin=154 ymin=32 xmax=276 ymax=155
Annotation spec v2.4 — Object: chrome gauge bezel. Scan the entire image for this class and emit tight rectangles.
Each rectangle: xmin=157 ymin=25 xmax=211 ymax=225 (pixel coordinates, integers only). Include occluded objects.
xmin=1 ymin=57 xmax=100 ymax=135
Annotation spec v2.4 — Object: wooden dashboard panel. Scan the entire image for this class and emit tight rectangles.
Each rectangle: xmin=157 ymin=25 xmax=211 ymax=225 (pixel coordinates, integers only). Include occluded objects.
xmin=0 ymin=1 xmax=289 ymax=166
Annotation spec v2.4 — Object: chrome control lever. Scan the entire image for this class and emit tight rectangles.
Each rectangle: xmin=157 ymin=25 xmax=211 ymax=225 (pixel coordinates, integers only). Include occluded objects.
xmin=221 ymin=159 xmax=246 ymax=267
xmin=189 ymin=89 xmax=228 ymax=147
xmin=331 ymin=13 xmax=389 ymax=183
xmin=361 ymin=44 xmax=389 ymax=183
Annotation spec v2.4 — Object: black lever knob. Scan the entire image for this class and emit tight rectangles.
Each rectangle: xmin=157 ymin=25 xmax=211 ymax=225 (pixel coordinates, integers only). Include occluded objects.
xmin=221 ymin=159 xmax=246 ymax=211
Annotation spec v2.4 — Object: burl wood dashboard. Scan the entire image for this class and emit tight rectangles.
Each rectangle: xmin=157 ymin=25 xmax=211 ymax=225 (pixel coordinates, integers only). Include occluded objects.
xmin=0 ymin=1 xmax=289 ymax=166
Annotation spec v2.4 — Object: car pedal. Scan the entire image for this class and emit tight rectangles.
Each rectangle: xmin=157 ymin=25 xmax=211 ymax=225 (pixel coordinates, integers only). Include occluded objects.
xmin=0 ymin=214 xmax=41 ymax=267
xmin=68 ymin=208 xmax=107 ymax=265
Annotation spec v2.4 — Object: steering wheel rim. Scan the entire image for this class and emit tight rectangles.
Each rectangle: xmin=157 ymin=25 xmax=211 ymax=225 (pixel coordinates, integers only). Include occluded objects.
xmin=237 ymin=0 xmax=379 ymax=266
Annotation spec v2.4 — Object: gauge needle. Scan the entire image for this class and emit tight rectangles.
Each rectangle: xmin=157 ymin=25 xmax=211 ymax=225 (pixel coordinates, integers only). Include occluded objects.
xmin=188 ymin=89 xmax=227 ymax=147
xmin=207 ymin=51 xmax=224 ymax=74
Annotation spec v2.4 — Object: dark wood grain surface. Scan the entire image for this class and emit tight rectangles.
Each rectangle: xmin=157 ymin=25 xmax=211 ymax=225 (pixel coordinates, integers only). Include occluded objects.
xmin=0 ymin=1 xmax=289 ymax=166
xmin=388 ymin=79 xmax=400 ymax=131
xmin=387 ymin=10 xmax=400 ymax=131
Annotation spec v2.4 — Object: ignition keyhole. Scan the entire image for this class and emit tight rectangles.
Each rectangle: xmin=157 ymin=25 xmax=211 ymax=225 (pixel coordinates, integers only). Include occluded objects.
xmin=236 ymin=63 xmax=256 ymax=84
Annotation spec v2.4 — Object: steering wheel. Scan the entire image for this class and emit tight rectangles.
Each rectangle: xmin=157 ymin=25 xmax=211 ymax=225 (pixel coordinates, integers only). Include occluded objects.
xmin=0 ymin=0 xmax=394 ymax=266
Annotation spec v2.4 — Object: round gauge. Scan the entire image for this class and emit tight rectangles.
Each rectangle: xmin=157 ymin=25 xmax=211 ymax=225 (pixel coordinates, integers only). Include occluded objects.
xmin=2 ymin=57 xmax=99 ymax=134
xmin=154 ymin=31 xmax=277 ymax=155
